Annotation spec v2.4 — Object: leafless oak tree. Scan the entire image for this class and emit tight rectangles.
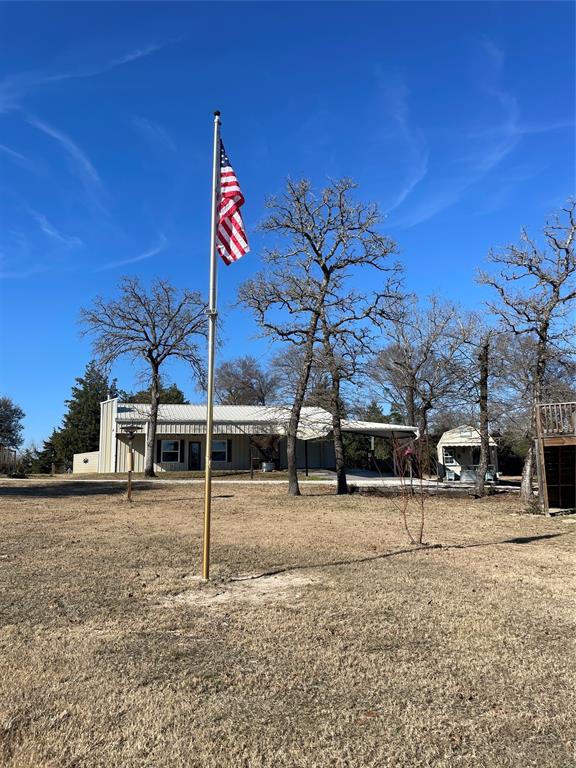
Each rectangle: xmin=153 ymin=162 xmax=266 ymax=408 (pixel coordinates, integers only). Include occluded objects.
xmin=454 ymin=316 xmax=500 ymax=497
xmin=318 ymin=284 xmax=402 ymax=494
xmin=270 ymin=347 xmax=331 ymax=407
xmin=373 ymin=295 xmax=463 ymax=437
xmin=80 ymin=277 xmax=206 ymax=477
xmin=239 ymin=178 xmax=399 ymax=496
xmin=215 ymin=355 xmax=280 ymax=405
xmin=479 ymin=200 xmax=576 ymax=501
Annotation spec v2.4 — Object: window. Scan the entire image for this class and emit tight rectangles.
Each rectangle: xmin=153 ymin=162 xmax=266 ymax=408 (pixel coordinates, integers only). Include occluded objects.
xmin=211 ymin=440 xmax=228 ymax=462
xmin=443 ymin=448 xmax=457 ymax=465
xmin=161 ymin=440 xmax=180 ymax=463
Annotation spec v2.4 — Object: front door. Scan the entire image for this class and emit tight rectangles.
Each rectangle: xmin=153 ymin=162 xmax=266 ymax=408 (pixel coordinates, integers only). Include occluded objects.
xmin=188 ymin=441 xmax=201 ymax=470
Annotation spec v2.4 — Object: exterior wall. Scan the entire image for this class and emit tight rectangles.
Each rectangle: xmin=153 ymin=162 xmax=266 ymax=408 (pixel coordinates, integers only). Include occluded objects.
xmin=116 ymin=434 xmax=146 ymax=473
xmin=98 ymin=399 xmax=118 ymax=473
xmin=73 ymin=451 xmax=100 ymax=474
xmin=114 ymin=433 xmax=253 ymax=472
xmin=437 ymin=445 xmax=498 ymax=480
xmin=437 ymin=445 xmax=471 ymax=479
xmin=111 ymin=431 xmax=336 ymax=472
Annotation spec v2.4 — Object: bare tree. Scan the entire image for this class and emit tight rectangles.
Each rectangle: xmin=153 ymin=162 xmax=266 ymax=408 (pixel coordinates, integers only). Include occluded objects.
xmin=80 ymin=277 xmax=206 ymax=477
xmin=479 ymin=200 xmax=576 ymax=501
xmin=239 ymin=178 xmax=399 ymax=495
xmin=270 ymin=347 xmax=331 ymax=407
xmin=373 ymin=295 xmax=463 ymax=436
xmin=215 ymin=355 xmax=280 ymax=405
xmin=449 ymin=312 xmax=506 ymax=497
xmin=318 ymin=282 xmax=401 ymax=494
xmin=458 ymin=326 xmax=496 ymax=497
xmin=0 ymin=396 xmax=25 ymax=450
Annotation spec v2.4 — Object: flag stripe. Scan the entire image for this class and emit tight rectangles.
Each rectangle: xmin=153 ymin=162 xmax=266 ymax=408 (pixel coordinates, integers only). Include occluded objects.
xmin=216 ymin=141 xmax=249 ymax=266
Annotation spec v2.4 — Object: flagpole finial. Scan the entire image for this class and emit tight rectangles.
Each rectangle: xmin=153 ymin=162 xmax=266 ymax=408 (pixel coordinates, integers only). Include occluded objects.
xmin=214 ymin=110 xmax=221 ymax=117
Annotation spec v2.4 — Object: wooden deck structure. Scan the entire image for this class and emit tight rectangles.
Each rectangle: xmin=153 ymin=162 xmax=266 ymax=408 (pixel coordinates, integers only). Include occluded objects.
xmin=534 ymin=402 xmax=576 ymax=512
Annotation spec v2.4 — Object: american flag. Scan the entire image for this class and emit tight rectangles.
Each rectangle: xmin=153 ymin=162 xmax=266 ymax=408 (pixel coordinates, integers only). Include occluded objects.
xmin=217 ymin=141 xmax=249 ymax=265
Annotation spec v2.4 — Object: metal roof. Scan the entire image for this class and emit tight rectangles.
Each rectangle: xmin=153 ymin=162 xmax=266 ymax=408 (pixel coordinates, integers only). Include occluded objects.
xmin=115 ymin=403 xmax=417 ymax=441
xmin=437 ymin=425 xmax=497 ymax=447
xmin=340 ymin=420 xmax=418 ymax=439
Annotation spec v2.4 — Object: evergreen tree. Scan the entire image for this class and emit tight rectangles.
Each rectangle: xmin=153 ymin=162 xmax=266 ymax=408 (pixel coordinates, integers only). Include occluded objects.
xmin=121 ymin=382 xmax=189 ymax=405
xmin=35 ymin=430 xmax=62 ymax=473
xmin=0 ymin=396 xmax=25 ymax=449
xmin=55 ymin=362 xmax=117 ymax=466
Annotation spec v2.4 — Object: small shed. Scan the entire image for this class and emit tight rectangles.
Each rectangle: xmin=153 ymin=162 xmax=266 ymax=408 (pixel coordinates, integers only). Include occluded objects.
xmin=436 ymin=425 xmax=498 ymax=482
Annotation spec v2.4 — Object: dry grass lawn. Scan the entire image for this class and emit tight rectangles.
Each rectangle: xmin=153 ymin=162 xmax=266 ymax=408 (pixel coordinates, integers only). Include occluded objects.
xmin=0 ymin=480 xmax=574 ymax=767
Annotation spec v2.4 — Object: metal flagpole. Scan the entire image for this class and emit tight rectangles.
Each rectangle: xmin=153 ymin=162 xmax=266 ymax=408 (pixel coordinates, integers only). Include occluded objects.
xmin=202 ymin=110 xmax=221 ymax=581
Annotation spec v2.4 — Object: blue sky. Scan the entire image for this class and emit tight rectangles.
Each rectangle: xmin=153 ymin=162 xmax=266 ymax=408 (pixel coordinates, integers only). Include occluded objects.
xmin=0 ymin=1 xmax=574 ymax=446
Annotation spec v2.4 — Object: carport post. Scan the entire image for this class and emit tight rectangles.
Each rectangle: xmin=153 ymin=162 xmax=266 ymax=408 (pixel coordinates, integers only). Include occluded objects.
xmin=304 ymin=441 xmax=309 ymax=477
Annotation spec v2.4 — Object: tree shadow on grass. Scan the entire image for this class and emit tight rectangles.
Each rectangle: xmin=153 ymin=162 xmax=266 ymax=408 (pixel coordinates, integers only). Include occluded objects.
xmin=232 ymin=533 xmax=570 ymax=582
xmin=0 ymin=482 xmax=157 ymax=498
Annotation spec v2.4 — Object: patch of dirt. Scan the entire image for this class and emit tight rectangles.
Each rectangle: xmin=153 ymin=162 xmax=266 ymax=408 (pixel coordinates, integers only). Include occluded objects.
xmin=166 ymin=572 xmax=319 ymax=607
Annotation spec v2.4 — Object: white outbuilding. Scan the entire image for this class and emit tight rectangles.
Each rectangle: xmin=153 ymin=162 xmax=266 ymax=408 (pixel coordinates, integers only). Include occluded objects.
xmin=436 ymin=425 xmax=499 ymax=482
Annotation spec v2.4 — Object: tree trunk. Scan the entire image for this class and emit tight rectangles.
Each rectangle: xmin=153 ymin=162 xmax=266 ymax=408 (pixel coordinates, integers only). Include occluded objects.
xmin=520 ymin=442 xmax=535 ymax=501
xmin=286 ymin=431 xmax=301 ymax=496
xmin=320 ymin=317 xmax=348 ymax=495
xmin=144 ymin=363 xmax=161 ymax=478
xmin=474 ymin=336 xmax=490 ymax=498
xmin=406 ymin=383 xmax=417 ymax=427
xmin=413 ymin=405 xmax=432 ymax=479
xmin=285 ymin=275 xmax=331 ymax=496
xmin=286 ymin=325 xmax=319 ymax=496
xmin=330 ymin=379 xmax=347 ymax=495
xmin=520 ymin=327 xmax=548 ymax=502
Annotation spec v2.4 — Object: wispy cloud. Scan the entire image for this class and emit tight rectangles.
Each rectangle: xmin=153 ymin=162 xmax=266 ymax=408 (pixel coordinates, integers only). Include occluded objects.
xmin=26 ymin=114 xmax=104 ymax=202
xmin=109 ymin=41 xmax=170 ymax=69
xmin=0 ymin=143 xmax=30 ymax=164
xmin=133 ymin=116 xmax=177 ymax=151
xmin=395 ymin=39 xmax=561 ymax=228
xmin=44 ymin=40 xmax=174 ymax=85
xmin=95 ymin=234 xmax=168 ymax=272
xmin=472 ymin=117 xmax=574 ymax=139
xmin=0 ymin=235 xmax=46 ymax=279
xmin=0 ymin=39 xmax=178 ymax=113
xmin=0 ymin=264 xmax=49 ymax=280
xmin=28 ymin=209 xmax=83 ymax=248
xmin=0 ymin=71 xmax=38 ymax=113
xmin=0 ymin=144 xmax=36 ymax=170
xmin=379 ymin=78 xmax=429 ymax=212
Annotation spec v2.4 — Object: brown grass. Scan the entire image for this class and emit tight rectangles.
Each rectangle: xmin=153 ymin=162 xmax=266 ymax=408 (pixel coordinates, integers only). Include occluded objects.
xmin=0 ymin=480 xmax=574 ymax=767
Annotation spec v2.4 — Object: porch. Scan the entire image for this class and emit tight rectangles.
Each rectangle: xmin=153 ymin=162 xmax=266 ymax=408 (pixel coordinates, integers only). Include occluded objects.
xmin=535 ymin=402 xmax=576 ymax=512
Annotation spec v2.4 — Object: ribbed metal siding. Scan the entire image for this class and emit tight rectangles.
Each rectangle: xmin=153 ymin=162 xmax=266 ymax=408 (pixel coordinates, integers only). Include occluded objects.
xmin=151 ymin=434 xmax=252 ymax=472
xmin=154 ymin=422 xmax=279 ymax=436
xmin=98 ymin=399 xmax=118 ymax=473
xmin=116 ymin=435 xmax=146 ymax=473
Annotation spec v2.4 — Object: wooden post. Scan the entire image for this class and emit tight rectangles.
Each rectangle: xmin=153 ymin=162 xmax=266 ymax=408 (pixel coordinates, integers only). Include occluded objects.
xmin=127 ymin=436 xmax=133 ymax=502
